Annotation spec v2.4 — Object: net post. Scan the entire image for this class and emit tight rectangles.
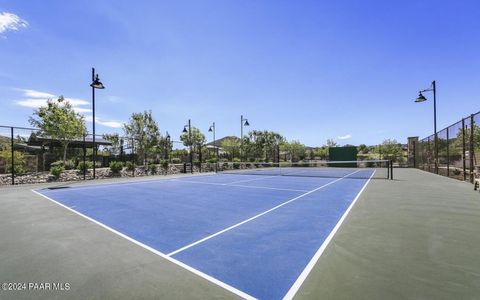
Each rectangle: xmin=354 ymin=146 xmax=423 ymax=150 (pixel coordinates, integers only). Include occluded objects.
xmin=390 ymin=160 xmax=393 ymax=180
xmin=11 ymin=126 xmax=14 ymax=185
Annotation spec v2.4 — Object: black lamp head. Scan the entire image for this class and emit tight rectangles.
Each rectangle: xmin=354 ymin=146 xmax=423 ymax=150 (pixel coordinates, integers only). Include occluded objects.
xmin=182 ymin=127 xmax=188 ymax=133
xmin=208 ymin=126 xmax=213 ymax=132
xmin=415 ymin=92 xmax=427 ymax=103
xmin=90 ymin=74 xmax=105 ymax=89
xmin=244 ymin=119 xmax=250 ymax=126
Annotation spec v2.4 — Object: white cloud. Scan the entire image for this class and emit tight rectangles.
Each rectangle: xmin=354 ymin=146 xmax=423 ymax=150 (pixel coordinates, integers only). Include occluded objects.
xmin=63 ymin=97 xmax=90 ymax=106
xmin=97 ymin=120 xmax=123 ymax=128
xmin=73 ymin=107 xmax=93 ymax=113
xmin=84 ymin=115 xmax=123 ymax=128
xmin=337 ymin=134 xmax=352 ymax=140
xmin=15 ymin=89 xmax=90 ymax=112
xmin=0 ymin=12 xmax=28 ymax=34
xmin=16 ymin=98 xmax=48 ymax=108
xmin=14 ymin=88 xmax=122 ymax=128
xmin=19 ymin=89 xmax=55 ymax=98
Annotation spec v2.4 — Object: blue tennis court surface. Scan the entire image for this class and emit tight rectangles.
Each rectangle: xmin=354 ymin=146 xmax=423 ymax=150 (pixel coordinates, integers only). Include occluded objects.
xmin=35 ymin=170 xmax=374 ymax=299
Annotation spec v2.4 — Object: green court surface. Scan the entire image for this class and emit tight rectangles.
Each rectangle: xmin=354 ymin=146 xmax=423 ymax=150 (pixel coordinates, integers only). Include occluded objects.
xmin=1 ymin=168 xmax=479 ymax=300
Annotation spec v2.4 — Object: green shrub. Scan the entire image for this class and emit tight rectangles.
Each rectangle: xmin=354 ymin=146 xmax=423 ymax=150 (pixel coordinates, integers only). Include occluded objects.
xmin=207 ymin=158 xmax=217 ymax=163
xmin=51 ymin=160 xmax=64 ymax=168
xmin=52 ymin=160 xmax=77 ymax=170
xmin=11 ymin=165 xmax=26 ymax=175
xmin=171 ymin=158 xmax=181 ymax=164
xmin=232 ymin=157 xmax=241 ymax=163
xmin=109 ymin=161 xmax=124 ymax=174
xmin=64 ymin=160 xmax=75 ymax=170
xmin=125 ymin=161 xmax=135 ymax=171
xmin=50 ymin=165 xmax=64 ymax=178
xmin=160 ymin=159 xmax=169 ymax=169
xmin=77 ymin=161 xmax=93 ymax=172
xmin=0 ymin=148 xmax=26 ymax=175
xmin=149 ymin=164 xmax=157 ymax=175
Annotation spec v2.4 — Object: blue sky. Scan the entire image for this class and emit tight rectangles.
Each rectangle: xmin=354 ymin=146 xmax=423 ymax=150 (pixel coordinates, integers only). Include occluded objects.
xmin=1 ymin=0 xmax=479 ymax=146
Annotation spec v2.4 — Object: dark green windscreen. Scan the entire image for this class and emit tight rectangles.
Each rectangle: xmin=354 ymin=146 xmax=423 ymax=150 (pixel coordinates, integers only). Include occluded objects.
xmin=328 ymin=146 xmax=358 ymax=167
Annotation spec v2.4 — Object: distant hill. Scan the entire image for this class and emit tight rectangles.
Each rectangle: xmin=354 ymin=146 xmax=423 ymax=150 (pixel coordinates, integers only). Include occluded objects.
xmin=206 ymin=136 xmax=239 ymax=146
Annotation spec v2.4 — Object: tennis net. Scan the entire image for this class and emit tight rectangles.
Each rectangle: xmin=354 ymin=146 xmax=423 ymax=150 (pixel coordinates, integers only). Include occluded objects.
xmin=216 ymin=160 xmax=392 ymax=179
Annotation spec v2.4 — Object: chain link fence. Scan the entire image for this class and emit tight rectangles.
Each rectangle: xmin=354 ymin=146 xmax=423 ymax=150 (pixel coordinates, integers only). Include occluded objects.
xmin=0 ymin=125 xmax=191 ymax=185
xmin=415 ymin=112 xmax=479 ymax=182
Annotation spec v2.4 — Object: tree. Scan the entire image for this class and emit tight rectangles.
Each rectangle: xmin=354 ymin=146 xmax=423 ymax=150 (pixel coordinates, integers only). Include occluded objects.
xmin=375 ymin=139 xmax=403 ymax=162
xmin=29 ymin=96 xmax=86 ymax=163
xmin=103 ymin=133 xmax=122 ymax=156
xmin=247 ymin=130 xmax=285 ymax=162
xmin=123 ymin=111 xmax=160 ymax=166
xmin=180 ymin=127 xmax=206 ymax=162
xmin=326 ymin=139 xmax=339 ymax=147
xmin=314 ymin=147 xmax=329 ymax=160
xmin=221 ymin=137 xmax=241 ymax=161
xmin=307 ymin=149 xmax=315 ymax=160
xmin=358 ymin=144 xmax=368 ymax=154
xmin=157 ymin=135 xmax=172 ymax=160
xmin=285 ymin=140 xmax=307 ymax=162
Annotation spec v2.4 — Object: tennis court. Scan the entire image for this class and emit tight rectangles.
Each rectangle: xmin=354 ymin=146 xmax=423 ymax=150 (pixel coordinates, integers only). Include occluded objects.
xmin=33 ymin=163 xmax=383 ymax=299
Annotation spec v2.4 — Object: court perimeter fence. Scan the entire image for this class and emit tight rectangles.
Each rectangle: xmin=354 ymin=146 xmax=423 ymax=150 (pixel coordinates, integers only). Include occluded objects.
xmin=415 ymin=111 xmax=479 ymax=183
xmin=0 ymin=125 xmax=199 ymax=185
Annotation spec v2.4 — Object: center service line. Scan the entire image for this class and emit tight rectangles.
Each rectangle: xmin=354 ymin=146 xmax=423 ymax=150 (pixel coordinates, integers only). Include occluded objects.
xmin=166 ymin=170 xmax=361 ymax=257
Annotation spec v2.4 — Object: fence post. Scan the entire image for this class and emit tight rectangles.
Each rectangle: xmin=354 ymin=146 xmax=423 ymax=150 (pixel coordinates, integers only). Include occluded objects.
xmin=83 ymin=133 xmax=86 ymax=180
xmin=446 ymin=129 xmax=449 ymax=177
xmin=132 ymin=139 xmax=135 ymax=177
xmin=11 ymin=127 xmax=14 ymax=185
xmin=470 ymin=114 xmax=475 ymax=183
xmin=462 ymin=118 xmax=466 ymax=181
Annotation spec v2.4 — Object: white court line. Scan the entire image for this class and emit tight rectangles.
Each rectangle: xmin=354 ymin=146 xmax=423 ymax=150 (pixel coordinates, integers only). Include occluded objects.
xmin=171 ymin=179 xmax=228 ymax=186
xmin=224 ymin=175 xmax=278 ymax=185
xmin=35 ymin=173 xmax=218 ymax=191
xmin=282 ymin=170 xmax=376 ymax=300
xmin=172 ymin=179 xmax=308 ymax=193
xmin=229 ymin=184 xmax=307 ymax=193
xmin=167 ymin=170 xmax=361 ymax=257
xmin=31 ymin=189 xmax=256 ymax=300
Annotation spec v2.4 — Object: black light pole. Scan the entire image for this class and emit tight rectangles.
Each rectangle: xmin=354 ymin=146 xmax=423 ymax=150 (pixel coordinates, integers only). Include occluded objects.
xmin=240 ymin=115 xmax=249 ymax=161
xmin=11 ymin=127 xmax=14 ymax=185
xmin=183 ymin=119 xmax=193 ymax=173
xmin=209 ymin=122 xmax=217 ymax=172
xmin=208 ymin=122 xmax=216 ymax=159
xmin=415 ymin=80 xmax=437 ymax=174
xmin=165 ymin=131 xmax=171 ymax=160
xmin=90 ymin=67 xmax=105 ymax=179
